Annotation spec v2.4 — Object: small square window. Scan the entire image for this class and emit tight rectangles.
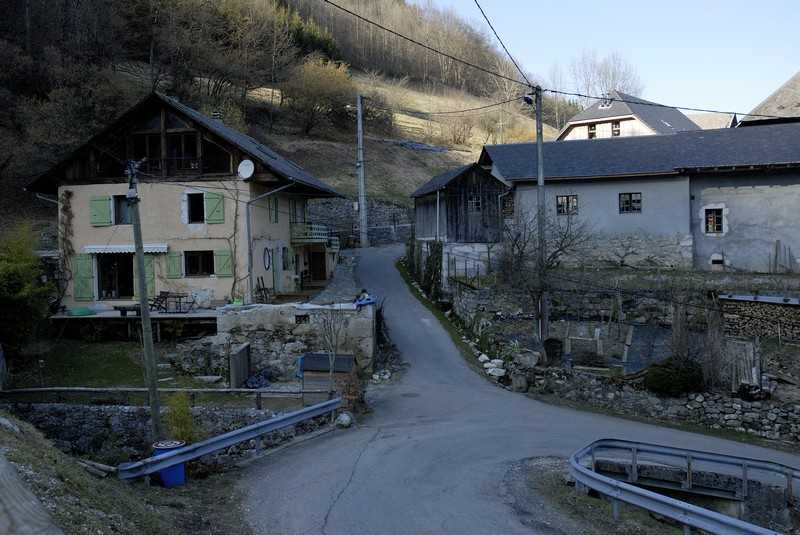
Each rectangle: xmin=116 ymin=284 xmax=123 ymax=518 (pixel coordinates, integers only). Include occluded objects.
xmin=705 ymin=208 xmax=723 ymax=234
xmin=185 ymin=251 xmax=214 ymax=276
xmin=113 ymin=195 xmax=131 ymax=225
xmin=468 ymin=194 xmax=482 ymax=212
xmin=611 ymin=121 xmax=621 ymax=137
xmin=187 ymin=193 xmax=205 ymax=223
xmin=588 ymin=124 xmax=596 ymax=139
xmin=501 ymin=195 xmax=514 ymax=218
xmin=556 ymin=195 xmax=578 ymax=215
xmin=619 ymin=192 xmax=642 ymax=213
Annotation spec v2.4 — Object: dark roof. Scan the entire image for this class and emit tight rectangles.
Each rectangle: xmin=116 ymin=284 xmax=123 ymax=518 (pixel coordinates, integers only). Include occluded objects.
xmin=28 ymin=93 xmax=340 ymax=196
xmin=300 ymin=353 xmax=355 ymax=373
xmin=565 ymin=90 xmax=699 ymax=135
xmin=483 ymin=122 xmax=800 ymax=181
xmin=411 ymin=164 xmax=474 ymax=197
xmin=740 ymin=71 xmax=800 ymax=124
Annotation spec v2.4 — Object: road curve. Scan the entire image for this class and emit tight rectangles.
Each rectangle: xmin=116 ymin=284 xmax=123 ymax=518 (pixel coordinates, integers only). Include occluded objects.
xmin=240 ymin=245 xmax=800 ymax=535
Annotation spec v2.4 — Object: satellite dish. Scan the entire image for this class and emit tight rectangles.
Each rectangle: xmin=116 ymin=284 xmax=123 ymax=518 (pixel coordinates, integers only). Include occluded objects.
xmin=237 ymin=159 xmax=255 ymax=179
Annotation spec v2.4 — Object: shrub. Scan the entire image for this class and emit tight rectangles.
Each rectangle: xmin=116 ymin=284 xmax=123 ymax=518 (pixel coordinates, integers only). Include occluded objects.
xmin=0 ymin=224 xmax=53 ymax=355
xmin=645 ymin=357 xmax=703 ymax=397
xmin=166 ymin=392 xmax=197 ymax=444
xmin=282 ymin=57 xmax=356 ymax=134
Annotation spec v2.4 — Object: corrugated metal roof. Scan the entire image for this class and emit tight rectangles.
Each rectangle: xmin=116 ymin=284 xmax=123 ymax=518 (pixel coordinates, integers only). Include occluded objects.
xmin=482 ymin=122 xmax=800 ymax=182
xmin=566 ymin=90 xmax=699 ymax=135
xmin=83 ymin=244 xmax=168 ymax=254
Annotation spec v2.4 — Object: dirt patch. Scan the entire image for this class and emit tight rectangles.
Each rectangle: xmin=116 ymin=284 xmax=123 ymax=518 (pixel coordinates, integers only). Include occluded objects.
xmin=501 ymin=457 xmax=681 ymax=535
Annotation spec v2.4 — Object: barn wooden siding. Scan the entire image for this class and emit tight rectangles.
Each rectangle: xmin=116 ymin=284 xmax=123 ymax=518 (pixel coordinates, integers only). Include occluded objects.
xmin=414 ymin=166 xmax=507 ymax=243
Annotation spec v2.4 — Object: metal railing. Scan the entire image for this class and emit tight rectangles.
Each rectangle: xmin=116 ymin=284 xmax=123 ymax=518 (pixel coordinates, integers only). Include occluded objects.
xmin=118 ymin=398 xmax=341 ymax=480
xmin=0 ymin=386 xmax=329 ymax=410
xmin=291 ymin=222 xmax=330 ymax=243
xmin=570 ymin=439 xmax=797 ymax=534
xmin=328 ymin=236 xmax=341 ymax=252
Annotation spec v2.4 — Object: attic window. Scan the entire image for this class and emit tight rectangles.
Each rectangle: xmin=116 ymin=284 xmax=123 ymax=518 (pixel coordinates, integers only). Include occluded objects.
xmin=587 ymin=124 xmax=597 ymax=139
xmin=468 ymin=194 xmax=482 ymax=212
xmin=598 ymin=96 xmax=613 ymax=109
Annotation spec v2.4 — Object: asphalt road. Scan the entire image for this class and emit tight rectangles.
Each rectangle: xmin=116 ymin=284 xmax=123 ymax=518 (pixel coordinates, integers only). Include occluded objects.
xmin=240 ymin=245 xmax=800 ymax=535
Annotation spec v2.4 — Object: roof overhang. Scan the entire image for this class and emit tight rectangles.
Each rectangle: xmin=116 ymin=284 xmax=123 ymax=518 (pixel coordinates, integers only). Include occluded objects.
xmin=676 ymin=161 xmax=800 ymax=174
xmin=83 ymin=243 xmax=168 ymax=254
xmin=509 ymin=170 xmax=682 ymax=183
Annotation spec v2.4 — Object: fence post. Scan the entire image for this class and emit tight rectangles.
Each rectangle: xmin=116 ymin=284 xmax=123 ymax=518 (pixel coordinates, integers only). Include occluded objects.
xmin=256 ymin=392 xmax=263 ymax=410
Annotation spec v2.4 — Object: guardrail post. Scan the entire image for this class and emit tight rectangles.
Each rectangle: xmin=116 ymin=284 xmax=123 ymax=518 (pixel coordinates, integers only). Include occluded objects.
xmin=682 ymin=524 xmax=691 ymax=535
xmin=630 ymin=447 xmax=638 ymax=483
xmin=741 ymin=463 xmax=749 ymax=499
xmin=611 ymin=498 xmax=619 ymax=521
xmin=256 ymin=392 xmax=262 ymax=410
xmin=590 ymin=445 xmax=596 ymax=472
xmin=785 ymin=469 xmax=793 ymax=503
xmin=684 ymin=455 xmax=692 ymax=490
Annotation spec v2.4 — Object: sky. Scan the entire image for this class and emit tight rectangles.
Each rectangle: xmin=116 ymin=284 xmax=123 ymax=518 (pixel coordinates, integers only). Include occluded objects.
xmin=409 ymin=0 xmax=798 ymax=115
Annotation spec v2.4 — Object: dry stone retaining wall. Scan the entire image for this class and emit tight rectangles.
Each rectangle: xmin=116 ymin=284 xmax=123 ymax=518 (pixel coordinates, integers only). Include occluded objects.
xmin=722 ymin=298 xmax=800 ymax=341
xmin=527 ymin=368 xmax=800 ymax=444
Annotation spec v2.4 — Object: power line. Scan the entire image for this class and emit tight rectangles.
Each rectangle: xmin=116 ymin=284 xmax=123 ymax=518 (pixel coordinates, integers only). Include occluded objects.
xmin=471 ymin=0 xmax=533 ymax=88
xmin=370 ymin=95 xmax=524 ymax=118
xmin=318 ymin=0 xmax=529 ymax=88
xmin=320 ymin=0 xmax=784 ymax=120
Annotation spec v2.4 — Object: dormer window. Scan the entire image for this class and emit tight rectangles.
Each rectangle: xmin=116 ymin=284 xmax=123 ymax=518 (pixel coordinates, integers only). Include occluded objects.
xmin=598 ymin=95 xmax=613 ymax=109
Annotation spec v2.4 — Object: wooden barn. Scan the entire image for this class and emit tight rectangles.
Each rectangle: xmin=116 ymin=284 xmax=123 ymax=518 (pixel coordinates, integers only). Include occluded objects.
xmin=412 ymin=163 xmax=510 ymax=243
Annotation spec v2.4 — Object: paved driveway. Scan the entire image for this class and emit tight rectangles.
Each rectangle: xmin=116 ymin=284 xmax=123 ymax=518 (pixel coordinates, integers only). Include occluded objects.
xmin=240 ymin=245 xmax=800 ymax=535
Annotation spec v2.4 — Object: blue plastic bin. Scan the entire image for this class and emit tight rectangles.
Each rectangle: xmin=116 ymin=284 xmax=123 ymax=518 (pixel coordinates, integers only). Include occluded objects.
xmin=152 ymin=440 xmax=186 ymax=488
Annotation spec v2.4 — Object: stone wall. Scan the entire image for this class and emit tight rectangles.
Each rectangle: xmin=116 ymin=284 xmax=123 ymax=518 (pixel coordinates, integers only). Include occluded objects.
xmin=722 ymin=297 xmax=800 ymax=342
xmin=526 ymin=368 xmax=800 ymax=443
xmin=1 ymin=403 xmax=291 ymax=464
xmin=309 ymin=198 xmax=413 ymax=246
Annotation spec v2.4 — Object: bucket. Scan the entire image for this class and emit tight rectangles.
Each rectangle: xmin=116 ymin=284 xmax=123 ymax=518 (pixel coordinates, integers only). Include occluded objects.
xmin=152 ymin=440 xmax=186 ymax=488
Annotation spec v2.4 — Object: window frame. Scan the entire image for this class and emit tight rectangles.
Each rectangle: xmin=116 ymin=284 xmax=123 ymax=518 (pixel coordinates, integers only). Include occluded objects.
xmin=113 ymin=195 xmax=131 ymax=225
xmin=187 ymin=192 xmax=205 ymax=224
xmin=705 ymin=208 xmax=724 ymax=234
xmin=611 ymin=120 xmax=621 ymax=137
xmin=184 ymin=250 xmax=215 ymax=277
xmin=587 ymin=124 xmax=597 ymax=139
xmin=618 ymin=192 xmax=642 ymax=214
xmin=556 ymin=194 xmax=579 ymax=216
xmin=467 ymin=193 xmax=482 ymax=212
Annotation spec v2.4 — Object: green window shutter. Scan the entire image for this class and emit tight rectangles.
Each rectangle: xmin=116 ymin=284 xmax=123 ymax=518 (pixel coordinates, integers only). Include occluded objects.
xmin=166 ymin=252 xmax=183 ymax=279
xmin=205 ymin=192 xmax=224 ymax=224
xmin=272 ymin=197 xmax=279 ymax=223
xmin=145 ymin=255 xmax=156 ymax=296
xmin=90 ymin=196 xmax=112 ymax=226
xmin=73 ymin=254 xmax=94 ymax=301
xmin=214 ymin=249 xmax=233 ymax=277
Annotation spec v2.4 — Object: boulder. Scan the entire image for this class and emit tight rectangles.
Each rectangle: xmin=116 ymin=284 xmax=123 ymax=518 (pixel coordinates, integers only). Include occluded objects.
xmin=335 ymin=412 xmax=353 ymax=428
xmin=514 ymin=350 xmax=541 ymax=369
xmin=478 ymin=354 xmax=490 ymax=363
xmin=511 ymin=374 xmax=528 ymax=392
xmin=489 ymin=359 xmax=504 ymax=367
xmin=487 ymin=368 xmax=506 ymax=378
xmin=483 ymin=362 xmax=494 ymax=369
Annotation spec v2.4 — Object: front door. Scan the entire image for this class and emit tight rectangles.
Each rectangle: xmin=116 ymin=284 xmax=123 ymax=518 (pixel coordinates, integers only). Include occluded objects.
xmin=97 ymin=253 xmax=135 ymax=300
xmin=310 ymin=251 xmax=326 ymax=281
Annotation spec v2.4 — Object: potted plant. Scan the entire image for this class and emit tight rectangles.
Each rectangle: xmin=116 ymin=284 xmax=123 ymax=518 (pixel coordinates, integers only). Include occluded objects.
xmin=153 ymin=392 xmax=196 ymax=488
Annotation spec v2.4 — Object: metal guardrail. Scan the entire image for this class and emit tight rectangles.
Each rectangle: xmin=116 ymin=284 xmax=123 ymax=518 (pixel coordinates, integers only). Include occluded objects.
xmin=117 ymin=398 xmax=341 ymax=480
xmin=570 ymin=439 xmax=796 ymax=534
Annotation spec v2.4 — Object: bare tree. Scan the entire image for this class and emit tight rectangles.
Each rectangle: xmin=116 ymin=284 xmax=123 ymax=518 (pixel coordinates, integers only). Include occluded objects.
xmin=499 ymin=210 xmax=593 ymax=363
xmin=318 ymin=307 xmax=349 ymax=397
xmin=570 ymin=50 xmax=643 ymax=106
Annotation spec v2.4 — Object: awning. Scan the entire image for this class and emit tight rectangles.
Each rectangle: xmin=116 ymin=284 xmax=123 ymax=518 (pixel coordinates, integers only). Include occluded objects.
xmin=83 ymin=244 xmax=168 ymax=254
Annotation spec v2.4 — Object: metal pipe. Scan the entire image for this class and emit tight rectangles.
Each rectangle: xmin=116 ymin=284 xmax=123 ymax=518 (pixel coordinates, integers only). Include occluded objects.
xmin=436 ymin=189 xmax=440 ymax=241
xmin=35 ymin=193 xmax=59 ymax=205
xmin=246 ymin=183 xmax=294 ymax=303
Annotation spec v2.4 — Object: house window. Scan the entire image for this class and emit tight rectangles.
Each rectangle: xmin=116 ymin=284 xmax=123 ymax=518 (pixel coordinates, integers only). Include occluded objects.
xmin=97 ymin=253 xmax=134 ymax=299
xmin=282 ymin=247 xmax=290 ymax=271
xmin=587 ymin=124 xmax=596 ymax=139
xmin=468 ymin=194 xmax=482 ymax=212
xmin=184 ymin=251 xmax=214 ymax=276
xmin=556 ymin=195 xmax=578 ymax=215
xmin=187 ymin=193 xmax=205 ymax=223
xmin=166 ymin=132 xmax=199 ymax=171
xmin=705 ymin=208 xmax=723 ymax=234
xmin=113 ymin=195 xmax=131 ymax=225
xmin=502 ymin=195 xmax=514 ymax=218
xmin=611 ymin=121 xmax=621 ymax=137
xmin=619 ymin=192 xmax=642 ymax=214
xmin=132 ymin=134 xmax=162 ymax=172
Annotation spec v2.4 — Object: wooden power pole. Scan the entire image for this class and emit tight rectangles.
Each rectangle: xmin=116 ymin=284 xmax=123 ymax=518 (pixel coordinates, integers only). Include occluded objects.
xmin=126 ymin=160 xmax=162 ymax=439
xmin=356 ymin=95 xmax=369 ymax=248
xmin=534 ymin=86 xmax=550 ymax=343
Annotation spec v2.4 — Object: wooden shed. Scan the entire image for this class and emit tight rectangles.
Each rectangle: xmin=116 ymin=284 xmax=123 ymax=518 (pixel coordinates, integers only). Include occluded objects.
xmin=412 ymin=163 xmax=510 ymax=243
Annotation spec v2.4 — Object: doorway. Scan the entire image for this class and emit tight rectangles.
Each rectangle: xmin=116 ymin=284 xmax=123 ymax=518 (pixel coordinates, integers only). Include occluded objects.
xmin=97 ymin=254 xmax=134 ymax=300
xmin=310 ymin=251 xmax=326 ymax=281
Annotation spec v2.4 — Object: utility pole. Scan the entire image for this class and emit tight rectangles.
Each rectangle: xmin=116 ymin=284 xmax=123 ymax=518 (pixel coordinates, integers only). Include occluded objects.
xmin=126 ymin=160 xmax=162 ymax=439
xmin=534 ymin=86 xmax=550 ymax=343
xmin=356 ymin=94 xmax=369 ymax=248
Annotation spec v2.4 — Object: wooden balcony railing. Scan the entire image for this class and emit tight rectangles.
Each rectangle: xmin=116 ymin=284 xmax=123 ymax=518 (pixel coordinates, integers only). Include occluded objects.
xmin=291 ymin=223 xmax=330 ymax=244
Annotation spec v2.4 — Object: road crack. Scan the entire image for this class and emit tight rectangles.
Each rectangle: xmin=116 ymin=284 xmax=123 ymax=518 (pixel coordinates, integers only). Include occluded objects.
xmin=320 ymin=429 xmax=381 ymax=535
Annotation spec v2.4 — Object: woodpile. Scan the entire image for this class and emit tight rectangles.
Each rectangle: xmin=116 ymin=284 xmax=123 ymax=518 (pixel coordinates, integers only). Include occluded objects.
xmin=721 ymin=299 xmax=800 ymax=341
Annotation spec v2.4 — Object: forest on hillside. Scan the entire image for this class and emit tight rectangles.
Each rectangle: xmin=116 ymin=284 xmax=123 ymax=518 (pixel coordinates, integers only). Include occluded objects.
xmin=1 ymin=0 xmax=639 ymax=225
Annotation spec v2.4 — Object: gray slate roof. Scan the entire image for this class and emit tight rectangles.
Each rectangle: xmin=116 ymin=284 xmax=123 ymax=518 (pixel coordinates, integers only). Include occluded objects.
xmin=156 ymin=94 xmax=339 ymax=196
xmin=565 ymin=90 xmax=699 ymax=135
xmin=411 ymin=164 xmax=474 ymax=197
xmin=482 ymin=122 xmax=800 ymax=182
xmin=740 ymin=71 xmax=800 ymax=124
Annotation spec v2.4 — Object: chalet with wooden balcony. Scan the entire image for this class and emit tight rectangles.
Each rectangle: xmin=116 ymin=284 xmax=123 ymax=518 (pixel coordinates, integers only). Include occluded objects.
xmin=28 ymin=92 xmax=342 ymax=309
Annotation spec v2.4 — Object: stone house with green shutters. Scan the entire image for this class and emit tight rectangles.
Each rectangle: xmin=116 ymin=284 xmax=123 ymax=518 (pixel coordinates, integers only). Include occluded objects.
xmin=28 ymin=93 xmax=342 ymax=310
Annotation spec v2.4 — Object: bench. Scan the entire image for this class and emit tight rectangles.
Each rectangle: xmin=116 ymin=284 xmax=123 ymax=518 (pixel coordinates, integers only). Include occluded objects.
xmin=113 ymin=305 xmax=141 ymax=317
